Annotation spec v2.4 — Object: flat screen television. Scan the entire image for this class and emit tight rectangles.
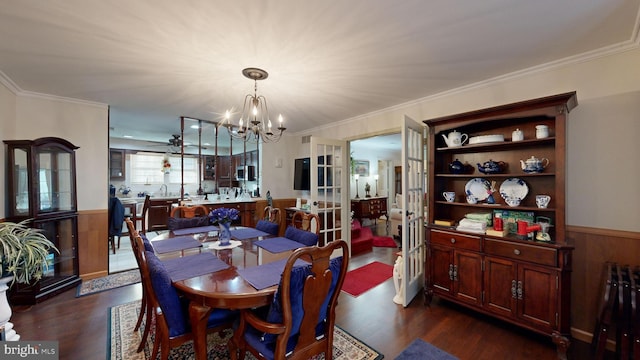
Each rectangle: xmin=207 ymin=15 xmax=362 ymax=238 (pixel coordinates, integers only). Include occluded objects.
xmin=293 ymin=158 xmax=310 ymax=190
xmin=293 ymin=156 xmax=332 ymax=190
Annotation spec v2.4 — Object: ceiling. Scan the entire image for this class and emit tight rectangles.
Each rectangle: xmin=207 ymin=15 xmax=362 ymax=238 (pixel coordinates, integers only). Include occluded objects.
xmin=1 ymin=0 xmax=639 ymax=148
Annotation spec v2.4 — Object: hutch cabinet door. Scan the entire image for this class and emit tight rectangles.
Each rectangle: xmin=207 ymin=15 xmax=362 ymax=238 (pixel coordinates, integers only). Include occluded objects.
xmin=453 ymin=250 xmax=483 ymax=306
xmin=484 ymin=256 xmax=517 ymax=318
xmin=517 ymin=263 xmax=558 ymax=332
xmin=429 ymin=245 xmax=454 ymax=295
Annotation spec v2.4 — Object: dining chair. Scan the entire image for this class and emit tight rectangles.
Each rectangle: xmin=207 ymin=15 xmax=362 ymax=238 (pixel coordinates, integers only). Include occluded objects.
xmin=125 ymin=218 xmax=153 ymax=353
xmin=143 ymin=247 xmax=238 ymax=360
xmin=139 ymin=194 xmax=150 ymax=233
xmin=255 ymin=220 xmax=279 ymax=236
xmin=108 ymin=196 xmax=125 ymax=254
xmin=291 ymin=211 xmax=320 ymax=235
xmin=263 ymin=206 xmax=282 ymax=225
xmin=170 ymin=205 xmax=209 ymax=219
xmin=230 ymin=240 xmax=349 ymax=360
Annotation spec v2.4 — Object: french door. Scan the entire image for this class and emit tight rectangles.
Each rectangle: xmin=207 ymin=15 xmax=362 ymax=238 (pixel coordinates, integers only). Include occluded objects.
xmin=309 ymin=137 xmax=348 ymax=250
xmin=401 ymin=115 xmax=426 ymax=306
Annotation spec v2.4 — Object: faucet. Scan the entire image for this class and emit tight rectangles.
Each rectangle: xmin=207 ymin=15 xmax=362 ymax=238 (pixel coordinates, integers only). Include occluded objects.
xmin=159 ymin=184 xmax=167 ymax=197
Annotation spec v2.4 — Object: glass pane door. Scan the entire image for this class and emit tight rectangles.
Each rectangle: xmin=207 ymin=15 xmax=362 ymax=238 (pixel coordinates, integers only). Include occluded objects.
xmin=13 ymin=148 xmax=30 ymax=216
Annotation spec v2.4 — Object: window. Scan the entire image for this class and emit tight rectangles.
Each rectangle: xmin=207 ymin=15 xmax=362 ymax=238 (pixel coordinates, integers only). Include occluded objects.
xmin=130 ymin=153 xmax=199 ymax=186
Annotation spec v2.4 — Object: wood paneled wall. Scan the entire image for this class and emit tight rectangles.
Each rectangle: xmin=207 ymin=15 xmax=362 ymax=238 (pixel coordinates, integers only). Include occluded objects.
xmin=567 ymin=225 xmax=640 ymax=342
xmin=77 ymin=209 xmax=109 ymax=280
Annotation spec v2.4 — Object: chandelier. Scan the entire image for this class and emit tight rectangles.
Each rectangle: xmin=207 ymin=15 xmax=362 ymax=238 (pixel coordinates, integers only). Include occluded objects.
xmin=219 ymin=67 xmax=286 ymax=143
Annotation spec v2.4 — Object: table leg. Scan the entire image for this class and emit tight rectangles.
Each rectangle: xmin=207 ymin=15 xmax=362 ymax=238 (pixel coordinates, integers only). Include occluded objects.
xmin=189 ymin=301 xmax=213 ymax=360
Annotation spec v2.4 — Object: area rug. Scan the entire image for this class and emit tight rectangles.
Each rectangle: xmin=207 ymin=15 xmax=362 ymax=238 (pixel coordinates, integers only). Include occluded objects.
xmin=372 ymin=236 xmax=397 ymax=248
xmin=76 ymin=269 xmax=140 ymax=297
xmin=394 ymin=339 xmax=458 ymax=360
xmin=108 ymin=301 xmax=383 ymax=360
xmin=342 ymin=261 xmax=393 ymax=297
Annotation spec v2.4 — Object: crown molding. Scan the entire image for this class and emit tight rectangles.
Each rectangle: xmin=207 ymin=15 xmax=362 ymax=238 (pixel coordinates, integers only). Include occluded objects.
xmin=0 ymin=70 xmax=21 ymax=94
xmin=296 ymin=38 xmax=640 ymax=137
xmin=0 ymin=69 xmax=108 ymax=109
xmin=19 ymin=90 xmax=108 ymax=109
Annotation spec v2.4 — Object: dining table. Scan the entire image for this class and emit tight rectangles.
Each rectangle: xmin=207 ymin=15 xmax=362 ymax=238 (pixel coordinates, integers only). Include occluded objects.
xmin=150 ymin=225 xmax=289 ymax=360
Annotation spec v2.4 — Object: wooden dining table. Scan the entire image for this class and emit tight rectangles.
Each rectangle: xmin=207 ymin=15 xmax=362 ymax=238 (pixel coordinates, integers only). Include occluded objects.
xmin=151 ymin=226 xmax=279 ymax=360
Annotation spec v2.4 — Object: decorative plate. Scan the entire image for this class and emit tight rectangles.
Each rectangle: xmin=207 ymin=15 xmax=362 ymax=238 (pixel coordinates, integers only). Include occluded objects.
xmin=464 ymin=178 xmax=492 ymax=201
xmin=499 ymin=178 xmax=529 ymax=201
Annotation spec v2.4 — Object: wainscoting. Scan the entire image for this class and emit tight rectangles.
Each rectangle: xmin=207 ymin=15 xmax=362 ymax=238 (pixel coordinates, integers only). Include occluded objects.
xmin=567 ymin=225 xmax=640 ymax=344
xmin=76 ymin=204 xmax=639 ymax=347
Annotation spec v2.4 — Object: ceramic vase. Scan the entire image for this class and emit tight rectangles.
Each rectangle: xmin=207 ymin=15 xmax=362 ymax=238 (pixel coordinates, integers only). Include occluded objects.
xmin=218 ymin=223 xmax=231 ymax=246
xmin=0 ymin=276 xmax=20 ymax=341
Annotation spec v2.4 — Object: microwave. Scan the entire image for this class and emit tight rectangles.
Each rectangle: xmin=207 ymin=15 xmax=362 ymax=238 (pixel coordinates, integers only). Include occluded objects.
xmin=236 ymin=165 xmax=255 ymax=181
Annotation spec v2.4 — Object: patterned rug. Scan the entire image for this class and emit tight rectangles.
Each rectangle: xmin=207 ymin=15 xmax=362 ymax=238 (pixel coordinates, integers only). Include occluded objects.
xmin=76 ymin=269 xmax=140 ymax=297
xmin=108 ymin=301 xmax=383 ymax=360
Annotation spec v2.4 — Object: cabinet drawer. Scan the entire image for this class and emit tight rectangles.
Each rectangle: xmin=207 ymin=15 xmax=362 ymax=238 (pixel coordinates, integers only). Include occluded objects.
xmin=430 ymin=230 xmax=481 ymax=252
xmin=484 ymin=239 xmax=557 ymax=267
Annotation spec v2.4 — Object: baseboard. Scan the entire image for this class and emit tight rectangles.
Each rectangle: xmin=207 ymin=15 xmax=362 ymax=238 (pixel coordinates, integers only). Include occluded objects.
xmin=571 ymin=327 xmax=616 ymax=352
xmin=81 ymin=270 xmax=109 ymax=281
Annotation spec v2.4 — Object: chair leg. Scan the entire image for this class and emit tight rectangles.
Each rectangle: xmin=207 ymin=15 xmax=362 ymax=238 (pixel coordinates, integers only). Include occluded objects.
xmin=109 ymin=236 xmax=116 ymax=254
xmin=134 ymin=291 xmax=146 ymax=331
xmin=137 ymin=300 xmax=153 ymax=353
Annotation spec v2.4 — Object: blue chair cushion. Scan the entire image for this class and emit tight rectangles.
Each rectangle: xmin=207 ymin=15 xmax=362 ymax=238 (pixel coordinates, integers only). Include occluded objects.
xmin=256 ymin=220 xmax=279 ymax=236
xmin=145 ymin=250 xmax=238 ymax=337
xmin=255 ymin=256 xmax=343 ymax=355
xmin=167 ymin=216 xmax=209 ymax=230
xmin=140 ymin=234 xmax=154 ymax=252
xmin=146 ymin=250 xmax=189 ymax=337
xmin=284 ymin=226 xmax=318 ymax=246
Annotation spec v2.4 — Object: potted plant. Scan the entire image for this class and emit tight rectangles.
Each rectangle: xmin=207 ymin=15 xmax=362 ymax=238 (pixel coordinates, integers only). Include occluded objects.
xmin=0 ymin=220 xmax=59 ymax=340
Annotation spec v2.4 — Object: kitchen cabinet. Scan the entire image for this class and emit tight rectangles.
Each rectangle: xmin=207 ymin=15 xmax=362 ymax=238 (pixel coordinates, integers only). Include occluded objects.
xmin=204 ymin=201 xmax=256 ymax=227
xmin=423 ymin=92 xmax=577 ymax=358
xmin=109 ymin=148 xmax=126 ymax=180
xmin=217 ymin=156 xmax=231 ymax=179
xmin=4 ymin=137 xmax=81 ymax=304
xmin=203 ymin=155 xmax=216 ymax=180
xmin=146 ymin=197 xmax=179 ymax=232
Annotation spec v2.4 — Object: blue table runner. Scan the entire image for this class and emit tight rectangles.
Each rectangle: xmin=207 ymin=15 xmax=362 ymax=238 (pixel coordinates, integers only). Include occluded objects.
xmin=162 ymin=252 xmax=230 ymax=281
xmin=172 ymin=225 xmax=218 ymax=236
xmin=237 ymin=258 xmax=308 ymax=290
xmin=255 ymin=237 xmax=305 ymax=253
xmin=151 ymin=236 xmax=202 ymax=254
xmin=230 ymin=228 xmax=270 ymax=240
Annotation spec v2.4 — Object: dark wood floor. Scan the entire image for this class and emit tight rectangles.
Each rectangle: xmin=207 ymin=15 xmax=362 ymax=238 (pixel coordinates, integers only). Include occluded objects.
xmin=11 ymin=222 xmax=600 ymax=360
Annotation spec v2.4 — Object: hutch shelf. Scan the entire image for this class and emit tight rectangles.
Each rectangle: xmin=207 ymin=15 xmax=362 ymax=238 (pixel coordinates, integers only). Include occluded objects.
xmin=4 ymin=137 xmax=81 ymax=304
xmin=423 ymin=92 xmax=577 ymax=359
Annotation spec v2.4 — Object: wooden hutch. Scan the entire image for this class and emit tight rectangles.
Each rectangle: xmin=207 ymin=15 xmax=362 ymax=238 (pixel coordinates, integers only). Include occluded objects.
xmin=423 ymin=92 xmax=577 ymax=359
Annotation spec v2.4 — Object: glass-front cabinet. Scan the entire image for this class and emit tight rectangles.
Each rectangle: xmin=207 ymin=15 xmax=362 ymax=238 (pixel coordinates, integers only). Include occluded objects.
xmin=4 ymin=137 xmax=81 ymax=304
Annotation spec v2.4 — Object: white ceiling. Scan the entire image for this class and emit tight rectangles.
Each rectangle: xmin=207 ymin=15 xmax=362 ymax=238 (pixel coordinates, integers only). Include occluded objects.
xmin=1 ymin=0 xmax=639 ymax=147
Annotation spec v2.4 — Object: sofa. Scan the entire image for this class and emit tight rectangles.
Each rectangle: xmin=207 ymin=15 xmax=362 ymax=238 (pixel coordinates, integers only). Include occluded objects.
xmin=389 ymin=194 xmax=403 ymax=240
xmin=350 ymin=219 xmax=373 ymax=255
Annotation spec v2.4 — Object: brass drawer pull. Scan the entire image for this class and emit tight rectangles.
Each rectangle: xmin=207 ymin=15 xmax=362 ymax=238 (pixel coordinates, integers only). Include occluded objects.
xmin=513 ymin=249 xmax=521 ymax=255
xmin=450 ymin=238 xmax=456 ymax=244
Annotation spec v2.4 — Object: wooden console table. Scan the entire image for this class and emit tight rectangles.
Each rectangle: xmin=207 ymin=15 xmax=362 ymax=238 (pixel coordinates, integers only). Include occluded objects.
xmin=351 ymin=196 xmax=388 ymax=224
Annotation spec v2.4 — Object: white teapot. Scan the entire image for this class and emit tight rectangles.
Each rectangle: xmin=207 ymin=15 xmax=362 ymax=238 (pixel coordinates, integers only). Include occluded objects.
xmin=441 ymin=130 xmax=468 ymax=147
